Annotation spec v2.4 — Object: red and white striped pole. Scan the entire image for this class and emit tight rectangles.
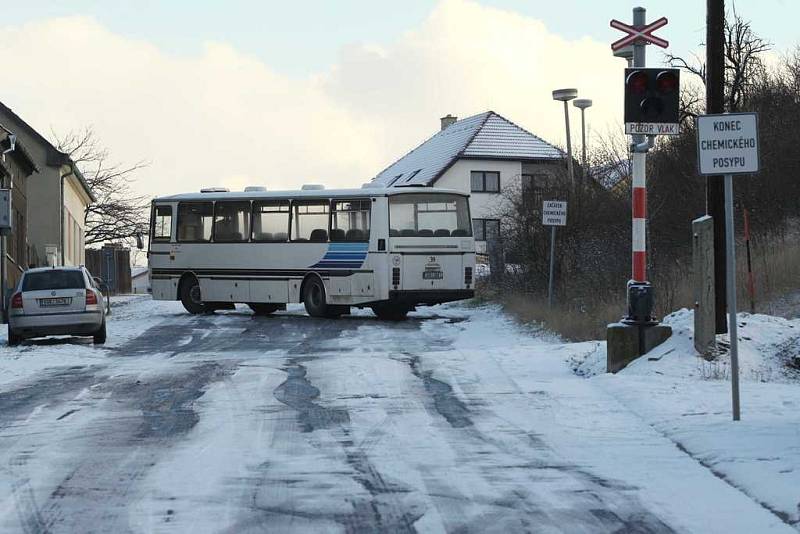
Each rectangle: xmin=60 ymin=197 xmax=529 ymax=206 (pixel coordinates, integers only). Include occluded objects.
xmin=632 ymin=151 xmax=647 ymax=282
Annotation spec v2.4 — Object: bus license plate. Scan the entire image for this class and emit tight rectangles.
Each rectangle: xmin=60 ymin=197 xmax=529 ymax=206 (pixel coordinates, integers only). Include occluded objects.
xmin=423 ymin=271 xmax=443 ymax=280
xmin=39 ymin=297 xmax=71 ymax=307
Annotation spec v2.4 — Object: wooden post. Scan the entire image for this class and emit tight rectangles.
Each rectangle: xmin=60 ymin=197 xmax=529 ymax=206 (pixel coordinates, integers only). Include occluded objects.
xmin=707 ymin=0 xmax=728 ymax=334
xmin=693 ymin=216 xmax=716 ymax=357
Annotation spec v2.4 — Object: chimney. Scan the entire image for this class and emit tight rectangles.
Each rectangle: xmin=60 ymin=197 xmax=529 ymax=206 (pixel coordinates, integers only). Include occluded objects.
xmin=440 ymin=114 xmax=457 ymax=130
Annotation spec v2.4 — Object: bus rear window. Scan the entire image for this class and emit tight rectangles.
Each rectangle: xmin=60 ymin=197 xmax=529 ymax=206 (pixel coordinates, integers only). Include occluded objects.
xmin=389 ymin=194 xmax=472 ymax=238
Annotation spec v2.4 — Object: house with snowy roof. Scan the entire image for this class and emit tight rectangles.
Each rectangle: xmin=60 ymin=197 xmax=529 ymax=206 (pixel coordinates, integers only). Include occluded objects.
xmin=370 ymin=111 xmax=565 ymax=253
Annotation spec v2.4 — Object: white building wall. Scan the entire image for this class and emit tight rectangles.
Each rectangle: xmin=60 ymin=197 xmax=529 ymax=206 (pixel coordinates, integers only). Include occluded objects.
xmin=435 ymin=158 xmax=559 ymax=254
xmin=435 ymin=159 xmax=521 ymax=220
xmin=63 ymin=173 xmax=90 ymax=266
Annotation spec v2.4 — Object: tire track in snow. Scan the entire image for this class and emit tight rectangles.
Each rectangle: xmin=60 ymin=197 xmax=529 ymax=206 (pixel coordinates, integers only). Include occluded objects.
xmin=266 ymin=357 xmax=425 ymax=533
xmin=390 ymin=320 xmax=676 ymax=533
xmin=9 ymin=362 xmax=234 ymax=533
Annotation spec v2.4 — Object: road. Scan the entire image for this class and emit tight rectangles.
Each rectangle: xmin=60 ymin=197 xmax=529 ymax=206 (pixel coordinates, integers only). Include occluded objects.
xmin=0 ymin=297 xmax=792 ymax=533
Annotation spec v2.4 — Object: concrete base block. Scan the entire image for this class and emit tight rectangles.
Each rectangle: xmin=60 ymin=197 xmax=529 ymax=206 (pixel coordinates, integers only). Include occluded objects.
xmin=642 ymin=324 xmax=672 ymax=355
xmin=606 ymin=322 xmax=673 ymax=373
xmin=607 ymin=322 xmax=640 ymax=373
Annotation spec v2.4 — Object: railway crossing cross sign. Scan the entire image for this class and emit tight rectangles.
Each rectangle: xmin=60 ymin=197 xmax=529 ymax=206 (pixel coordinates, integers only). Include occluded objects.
xmin=610 ymin=16 xmax=669 ymax=51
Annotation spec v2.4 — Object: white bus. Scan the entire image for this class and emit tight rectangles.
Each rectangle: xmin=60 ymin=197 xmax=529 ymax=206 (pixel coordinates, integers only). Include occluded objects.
xmin=148 ymin=186 xmax=476 ymax=320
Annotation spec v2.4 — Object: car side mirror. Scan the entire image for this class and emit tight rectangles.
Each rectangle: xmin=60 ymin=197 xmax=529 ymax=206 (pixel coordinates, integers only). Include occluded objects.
xmin=93 ymin=276 xmax=104 ymax=286
xmin=135 ymin=232 xmax=144 ymax=250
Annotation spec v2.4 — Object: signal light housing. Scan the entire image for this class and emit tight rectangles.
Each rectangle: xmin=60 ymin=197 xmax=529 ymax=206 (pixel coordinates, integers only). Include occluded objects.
xmin=10 ymin=292 xmax=22 ymax=309
xmin=86 ymin=290 xmax=98 ymax=306
xmin=626 ymin=70 xmax=649 ymax=95
xmin=656 ymin=70 xmax=679 ymax=93
xmin=624 ymin=68 xmax=680 ymax=133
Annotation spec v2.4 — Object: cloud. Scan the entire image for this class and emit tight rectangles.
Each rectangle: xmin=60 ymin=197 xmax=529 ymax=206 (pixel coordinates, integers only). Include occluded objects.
xmin=0 ymin=0 xmax=623 ymax=198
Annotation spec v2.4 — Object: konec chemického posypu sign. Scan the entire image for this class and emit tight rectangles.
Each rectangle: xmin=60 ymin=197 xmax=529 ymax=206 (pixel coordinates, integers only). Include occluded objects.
xmin=696 ymin=112 xmax=760 ymax=175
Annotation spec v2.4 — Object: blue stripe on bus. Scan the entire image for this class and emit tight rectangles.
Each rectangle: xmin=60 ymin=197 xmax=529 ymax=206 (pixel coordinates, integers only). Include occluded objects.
xmin=312 ymin=262 xmax=364 ymax=269
xmin=310 ymin=242 xmax=369 ymax=269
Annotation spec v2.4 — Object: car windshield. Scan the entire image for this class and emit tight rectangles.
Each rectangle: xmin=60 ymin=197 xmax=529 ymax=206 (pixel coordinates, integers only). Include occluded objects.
xmin=389 ymin=193 xmax=472 ymax=237
xmin=22 ymin=270 xmax=86 ymax=291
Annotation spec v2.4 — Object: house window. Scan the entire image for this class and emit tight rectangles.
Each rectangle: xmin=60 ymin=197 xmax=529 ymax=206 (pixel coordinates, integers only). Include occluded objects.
xmin=404 ymin=169 xmax=421 ymax=183
xmin=521 ymin=174 xmax=547 ymax=207
xmin=252 ymin=201 xmax=290 ymax=241
xmin=152 ymin=205 xmax=173 ymax=241
xmin=292 ymin=201 xmax=329 ymax=242
xmin=470 ymin=171 xmax=500 ymax=193
xmin=178 ymin=202 xmax=213 ymax=242
xmin=472 ymin=218 xmax=500 ymax=241
xmin=386 ymin=174 xmax=404 ymax=187
xmin=213 ymin=201 xmax=251 ymax=242
xmin=331 ymin=200 xmax=370 ymax=242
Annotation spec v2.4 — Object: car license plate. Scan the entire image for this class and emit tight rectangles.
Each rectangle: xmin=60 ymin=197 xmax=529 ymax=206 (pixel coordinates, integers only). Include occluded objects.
xmin=39 ymin=297 xmax=71 ymax=307
xmin=423 ymin=270 xmax=443 ymax=280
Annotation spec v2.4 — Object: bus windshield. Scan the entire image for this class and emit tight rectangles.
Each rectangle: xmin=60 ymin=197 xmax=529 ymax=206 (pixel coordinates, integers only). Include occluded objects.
xmin=389 ymin=193 xmax=472 ymax=238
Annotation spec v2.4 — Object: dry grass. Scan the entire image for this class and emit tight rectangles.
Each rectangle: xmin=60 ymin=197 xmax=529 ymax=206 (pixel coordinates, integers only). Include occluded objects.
xmin=484 ymin=226 xmax=800 ymax=341
xmin=744 ymin=229 xmax=800 ymax=316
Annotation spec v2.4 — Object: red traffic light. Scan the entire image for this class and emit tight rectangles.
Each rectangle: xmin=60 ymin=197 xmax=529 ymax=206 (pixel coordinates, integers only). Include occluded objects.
xmin=626 ymin=70 xmax=649 ymax=95
xmin=656 ymin=71 xmax=679 ymax=93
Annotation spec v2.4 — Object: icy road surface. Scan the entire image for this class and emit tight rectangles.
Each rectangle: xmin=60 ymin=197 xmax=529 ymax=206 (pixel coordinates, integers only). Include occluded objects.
xmin=0 ymin=297 xmax=795 ymax=533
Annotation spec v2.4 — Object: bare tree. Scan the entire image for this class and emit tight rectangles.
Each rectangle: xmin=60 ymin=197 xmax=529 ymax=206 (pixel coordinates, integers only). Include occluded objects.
xmin=54 ymin=127 xmax=149 ymax=246
xmin=665 ymin=7 xmax=771 ymax=112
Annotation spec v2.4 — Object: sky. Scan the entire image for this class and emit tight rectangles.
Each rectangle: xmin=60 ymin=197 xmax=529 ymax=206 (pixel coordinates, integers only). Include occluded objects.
xmin=1 ymin=0 xmax=797 ymax=197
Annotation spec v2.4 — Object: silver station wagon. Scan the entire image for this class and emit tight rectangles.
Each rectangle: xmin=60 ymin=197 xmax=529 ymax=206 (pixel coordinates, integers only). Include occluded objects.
xmin=7 ymin=266 xmax=107 ymax=345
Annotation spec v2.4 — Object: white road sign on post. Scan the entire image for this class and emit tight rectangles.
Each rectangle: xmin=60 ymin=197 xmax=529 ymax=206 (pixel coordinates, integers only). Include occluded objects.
xmin=695 ymin=111 xmax=760 ymax=422
xmin=697 ymin=112 xmax=759 ymax=176
xmin=542 ymin=201 xmax=567 ymax=226
xmin=542 ymin=200 xmax=567 ymax=308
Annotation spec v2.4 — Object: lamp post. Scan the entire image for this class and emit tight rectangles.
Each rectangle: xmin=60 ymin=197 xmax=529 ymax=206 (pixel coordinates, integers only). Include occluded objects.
xmin=552 ymin=88 xmax=577 ymax=185
xmin=573 ymin=98 xmax=592 ymax=171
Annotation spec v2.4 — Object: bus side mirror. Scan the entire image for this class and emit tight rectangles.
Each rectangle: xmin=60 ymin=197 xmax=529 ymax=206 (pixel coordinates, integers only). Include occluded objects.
xmin=136 ymin=232 xmax=144 ymax=250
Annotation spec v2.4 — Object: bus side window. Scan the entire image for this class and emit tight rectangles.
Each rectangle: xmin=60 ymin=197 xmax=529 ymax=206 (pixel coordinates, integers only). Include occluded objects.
xmin=178 ymin=202 xmax=213 ymax=242
xmin=332 ymin=200 xmax=370 ymax=242
xmin=152 ymin=205 xmax=173 ymax=242
xmin=213 ymin=201 xmax=251 ymax=242
xmin=292 ymin=201 xmax=329 ymax=242
xmin=253 ymin=201 xmax=290 ymax=241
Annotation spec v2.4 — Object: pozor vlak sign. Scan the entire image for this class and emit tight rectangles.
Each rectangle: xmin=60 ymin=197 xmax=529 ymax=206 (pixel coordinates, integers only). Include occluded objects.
xmin=697 ymin=112 xmax=760 ymax=175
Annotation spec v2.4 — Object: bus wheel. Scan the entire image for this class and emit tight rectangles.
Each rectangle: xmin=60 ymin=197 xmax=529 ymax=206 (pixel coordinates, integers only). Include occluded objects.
xmin=180 ymin=276 xmax=206 ymax=314
xmin=303 ymin=277 xmax=340 ymax=318
xmin=371 ymin=303 xmax=410 ymax=321
xmin=248 ymin=303 xmax=281 ymax=315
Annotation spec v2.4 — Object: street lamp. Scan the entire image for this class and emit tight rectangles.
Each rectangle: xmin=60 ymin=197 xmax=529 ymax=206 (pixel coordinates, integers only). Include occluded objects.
xmin=573 ymin=98 xmax=592 ymax=171
xmin=552 ymin=88 xmax=578 ymax=185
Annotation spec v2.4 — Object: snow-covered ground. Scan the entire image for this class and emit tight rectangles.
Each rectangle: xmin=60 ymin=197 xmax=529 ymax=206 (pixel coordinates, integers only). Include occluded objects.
xmin=0 ymin=295 xmax=798 ymax=533
xmin=570 ymin=308 xmax=800 ymax=528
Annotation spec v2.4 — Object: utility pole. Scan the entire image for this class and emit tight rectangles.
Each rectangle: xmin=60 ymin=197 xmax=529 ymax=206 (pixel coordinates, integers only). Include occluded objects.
xmin=707 ymin=0 xmax=727 ymax=334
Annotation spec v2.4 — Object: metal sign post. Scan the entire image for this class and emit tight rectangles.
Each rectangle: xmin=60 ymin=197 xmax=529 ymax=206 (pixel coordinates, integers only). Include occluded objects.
xmin=697 ymin=112 xmax=760 ymax=421
xmin=542 ymin=201 xmax=567 ymax=308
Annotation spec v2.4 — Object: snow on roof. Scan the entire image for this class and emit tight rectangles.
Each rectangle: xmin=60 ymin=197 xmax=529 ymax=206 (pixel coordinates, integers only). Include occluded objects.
xmin=372 ymin=111 xmax=563 ymax=187
xmin=131 ymin=266 xmax=149 ymax=278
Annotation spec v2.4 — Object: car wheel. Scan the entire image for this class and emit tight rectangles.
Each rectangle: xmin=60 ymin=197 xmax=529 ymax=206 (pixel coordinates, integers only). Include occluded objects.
xmin=180 ymin=276 xmax=206 ymax=314
xmin=7 ymin=326 xmax=22 ymax=346
xmin=248 ymin=303 xmax=281 ymax=315
xmin=371 ymin=303 xmax=410 ymax=321
xmin=303 ymin=277 xmax=340 ymax=318
xmin=93 ymin=321 xmax=107 ymax=344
